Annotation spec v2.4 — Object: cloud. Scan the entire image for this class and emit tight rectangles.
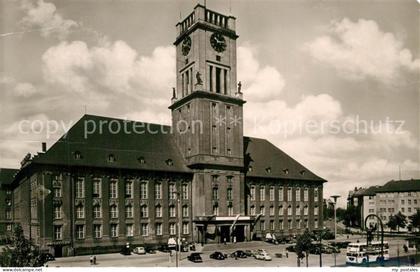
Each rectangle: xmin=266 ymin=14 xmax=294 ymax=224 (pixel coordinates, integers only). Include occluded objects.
xmin=20 ymin=0 xmax=78 ymax=39
xmin=304 ymin=18 xmax=420 ymax=83
xmin=238 ymin=46 xmax=285 ymax=101
xmin=42 ymin=40 xmax=175 ymax=98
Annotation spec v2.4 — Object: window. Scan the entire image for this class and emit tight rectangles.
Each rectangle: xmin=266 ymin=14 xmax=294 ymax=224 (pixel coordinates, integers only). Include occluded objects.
xmin=93 ymin=179 xmax=101 ymax=197
xmin=76 ymin=205 xmax=85 ymax=219
xmin=74 ymin=151 xmax=81 ymax=160
xmin=369 ymin=209 xmax=375 ymax=213
xmin=227 ymin=176 xmax=233 ymax=184
xmin=296 ymin=205 xmax=301 ymax=215
xmin=250 ymin=186 xmax=256 ymax=201
xmin=54 ymin=225 xmax=62 ymax=240
xmin=110 ymin=180 xmax=118 ymax=198
xmin=279 ymin=220 xmax=284 ymax=230
xmin=54 ymin=188 xmax=62 ymax=198
xmin=6 ymin=224 xmax=12 ymax=231
xmin=304 ymin=205 xmax=308 ymax=216
xmin=261 ymin=221 xmax=265 ymax=230
xmin=269 ymin=187 xmax=275 ymax=201
xmin=140 ymin=182 xmax=148 ymax=199
xmin=169 ymin=223 xmax=176 ymax=235
xmin=228 ymin=205 xmax=233 ymax=216
xmin=110 ymin=224 xmax=118 ymax=237
xmin=54 ymin=206 xmax=62 ymax=219
xmin=296 ymin=188 xmax=301 ymax=202
xmin=401 ymin=199 xmax=405 ymax=205
xmin=305 ymin=219 xmax=309 ymax=228
xmin=212 ymin=187 xmax=219 ymax=200
xmin=213 ymin=205 xmax=219 ymax=216
xmin=108 ymin=154 xmax=116 ymax=163
xmin=76 ymin=225 xmax=85 ymax=239
xmin=260 ymin=206 xmax=265 ymax=215
xmin=402 ymin=208 xmax=405 ymax=212
xmin=287 ymin=188 xmax=292 ymax=201
xmin=314 ymin=219 xmax=319 ymax=228
xmin=278 ymin=205 xmax=284 ymax=215
xmin=296 ymin=220 xmax=301 ymax=229
xmin=156 ymin=223 xmax=162 ymax=235
xmin=76 ymin=178 xmax=84 ymax=198
xmin=126 ymin=224 xmax=134 ymax=237
xmin=94 ymin=225 xmax=102 ymax=238
xmin=155 ymin=183 xmax=162 ymax=199
xmin=288 ymin=220 xmax=292 ymax=230
xmin=156 ymin=205 xmax=162 ymax=218
xmin=141 ymin=205 xmax=148 ymax=218
xmin=125 ymin=205 xmax=133 ymax=218
xmin=169 ymin=184 xmax=176 ymax=200
xmin=269 ymin=206 xmax=274 ymax=216
xmin=278 ymin=187 xmax=284 ymax=201
xmin=408 ymin=199 xmax=412 ymax=205
xmin=183 ymin=205 xmax=189 ymax=217
xmin=125 ymin=180 xmax=133 ymax=198
xmin=182 ymin=184 xmax=188 ymax=199
xmin=138 ymin=156 xmax=146 ymax=164
xmin=415 ymin=199 xmax=418 ymax=205
xmin=169 ymin=205 xmax=176 ymax=217
xmin=227 ymin=188 xmax=233 ymax=200
xmin=314 ymin=206 xmax=319 ymax=216
xmin=260 ymin=186 xmax=265 ymax=201
xmin=183 ymin=222 xmax=189 ymax=234
xmin=110 ymin=205 xmax=118 ymax=218
xmin=287 ymin=205 xmax=292 ymax=216
xmin=250 ymin=205 xmax=256 ymax=216
xmin=314 ymin=188 xmax=319 ymax=202
xmin=408 ymin=207 xmax=412 ymax=213
xmin=141 ymin=223 xmax=148 ymax=236
xmin=93 ymin=205 xmax=102 ymax=218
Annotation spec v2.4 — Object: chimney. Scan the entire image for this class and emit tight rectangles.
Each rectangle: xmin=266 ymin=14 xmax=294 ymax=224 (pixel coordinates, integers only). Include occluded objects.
xmin=42 ymin=142 xmax=47 ymax=152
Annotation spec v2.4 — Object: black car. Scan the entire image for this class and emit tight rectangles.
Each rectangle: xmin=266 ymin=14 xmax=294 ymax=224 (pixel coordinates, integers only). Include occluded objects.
xmin=210 ymin=251 xmax=227 ymax=260
xmin=121 ymin=247 xmax=131 ymax=255
xmin=230 ymin=250 xmax=247 ymax=258
xmin=187 ymin=253 xmax=203 ymax=263
xmin=158 ymin=244 xmax=171 ymax=253
xmin=145 ymin=247 xmax=157 ymax=254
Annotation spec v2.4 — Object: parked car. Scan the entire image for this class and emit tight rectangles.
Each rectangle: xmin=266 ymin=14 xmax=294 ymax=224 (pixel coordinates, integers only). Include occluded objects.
xmin=244 ymin=250 xmax=255 ymax=257
xmin=158 ymin=244 xmax=171 ymax=253
xmin=38 ymin=253 xmax=55 ymax=263
xmin=121 ymin=246 xmax=131 ymax=255
xmin=146 ymin=247 xmax=157 ymax=254
xmin=187 ymin=253 xmax=203 ymax=263
xmin=132 ymin=247 xmax=146 ymax=255
xmin=210 ymin=251 xmax=227 ymax=260
xmin=254 ymin=252 xmax=272 ymax=261
xmin=329 ymin=241 xmax=351 ymax=249
xmin=309 ymin=244 xmax=340 ymax=255
xmin=230 ymin=250 xmax=247 ymax=258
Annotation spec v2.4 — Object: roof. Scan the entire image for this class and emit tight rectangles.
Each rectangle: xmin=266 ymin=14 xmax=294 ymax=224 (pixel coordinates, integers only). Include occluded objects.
xmin=353 ymin=186 xmax=381 ymax=197
xmin=30 ymin=115 xmax=191 ymax=173
xmin=0 ymin=168 xmax=18 ymax=186
xmin=244 ymin=137 xmax=325 ymax=182
xmin=376 ymin=179 xmax=420 ymax=193
xmin=15 ymin=114 xmax=325 ymax=183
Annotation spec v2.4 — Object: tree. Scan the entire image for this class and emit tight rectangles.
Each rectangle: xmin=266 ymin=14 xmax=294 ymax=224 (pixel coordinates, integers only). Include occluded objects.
xmin=387 ymin=215 xmax=398 ymax=231
xmin=0 ymin=225 xmax=44 ymax=267
xmin=295 ymin=229 xmax=313 ymax=267
xmin=409 ymin=209 xmax=420 ymax=232
xmin=394 ymin=212 xmax=407 ymax=232
xmin=342 ymin=206 xmax=361 ymax=228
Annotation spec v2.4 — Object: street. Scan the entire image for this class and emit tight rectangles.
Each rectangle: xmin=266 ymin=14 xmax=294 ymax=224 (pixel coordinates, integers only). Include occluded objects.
xmin=48 ymin=235 xmax=419 ymax=267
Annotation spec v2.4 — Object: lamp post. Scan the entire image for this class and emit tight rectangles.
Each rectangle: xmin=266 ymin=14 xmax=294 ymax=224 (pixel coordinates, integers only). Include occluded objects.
xmin=331 ymin=195 xmax=340 ymax=267
xmin=176 ymin=191 xmax=182 ymax=267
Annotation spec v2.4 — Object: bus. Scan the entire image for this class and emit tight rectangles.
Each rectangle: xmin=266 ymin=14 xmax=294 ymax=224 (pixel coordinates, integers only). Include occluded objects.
xmin=346 ymin=241 xmax=390 ymax=264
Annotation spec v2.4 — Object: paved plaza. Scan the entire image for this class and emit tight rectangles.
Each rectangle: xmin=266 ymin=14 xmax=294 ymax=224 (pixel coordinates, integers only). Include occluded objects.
xmin=47 ymin=235 xmax=419 ymax=267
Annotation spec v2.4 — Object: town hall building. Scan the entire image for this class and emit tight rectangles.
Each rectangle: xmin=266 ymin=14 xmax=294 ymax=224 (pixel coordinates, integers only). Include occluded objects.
xmin=0 ymin=4 xmax=326 ymax=256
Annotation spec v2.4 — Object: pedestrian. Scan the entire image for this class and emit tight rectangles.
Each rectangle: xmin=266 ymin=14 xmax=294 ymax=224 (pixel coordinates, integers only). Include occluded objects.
xmin=286 ymin=252 xmax=288 ymax=258
xmin=93 ymin=255 xmax=97 ymax=265
xmin=89 ymin=255 xmax=93 ymax=265
xmin=224 ymin=237 xmax=226 ymax=245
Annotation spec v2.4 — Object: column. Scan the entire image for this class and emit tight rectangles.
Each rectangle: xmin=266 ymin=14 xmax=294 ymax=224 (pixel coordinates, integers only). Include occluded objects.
xmin=190 ymin=68 xmax=193 ymax=93
xmin=207 ymin=65 xmax=211 ymax=92
xmin=181 ymin=73 xmax=185 ymax=97
xmin=226 ymin=69 xmax=231 ymax=96
xmin=212 ymin=66 xmax=217 ymax=93
xmin=220 ymin=69 xmax=225 ymax=95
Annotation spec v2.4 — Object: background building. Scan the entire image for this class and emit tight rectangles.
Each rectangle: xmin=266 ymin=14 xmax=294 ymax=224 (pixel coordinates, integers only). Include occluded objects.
xmin=1 ymin=5 xmax=326 ymax=256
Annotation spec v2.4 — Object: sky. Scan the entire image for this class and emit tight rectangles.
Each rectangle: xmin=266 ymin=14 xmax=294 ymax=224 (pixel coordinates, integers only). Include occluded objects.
xmin=0 ymin=0 xmax=419 ymax=207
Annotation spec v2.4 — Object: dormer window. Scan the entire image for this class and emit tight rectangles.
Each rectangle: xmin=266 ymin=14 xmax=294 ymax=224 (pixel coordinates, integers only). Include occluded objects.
xmin=300 ymin=170 xmax=306 ymax=176
xmin=283 ymin=168 xmax=289 ymax=175
xmin=108 ymin=154 xmax=116 ymax=163
xmin=138 ymin=156 xmax=146 ymax=164
xmin=248 ymin=166 xmax=253 ymax=172
xmin=265 ymin=167 xmax=271 ymax=174
xmin=166 ymin=159 xmax=173 ymax=166
xmin=74 ymin=151 xmax=82 ymax=160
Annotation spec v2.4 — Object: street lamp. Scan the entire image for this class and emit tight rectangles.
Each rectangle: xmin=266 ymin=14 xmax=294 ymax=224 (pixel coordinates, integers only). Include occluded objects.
xmin=176 ymin=191 xmax=182 ymax=267
xmin=331 ymin=195 xmax=340 ymax=267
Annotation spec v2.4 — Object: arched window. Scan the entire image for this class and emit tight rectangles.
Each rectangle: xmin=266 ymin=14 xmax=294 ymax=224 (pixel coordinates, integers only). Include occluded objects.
xmin=141 ymin=205 xmax=148 ymax=218
xmin=110 ymin=204 xmax=118 ymax=218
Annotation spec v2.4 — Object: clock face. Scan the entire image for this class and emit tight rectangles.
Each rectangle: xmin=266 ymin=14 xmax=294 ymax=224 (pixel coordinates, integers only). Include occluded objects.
xmin=182 ymin=36 xmax=191 ymax=56
xmin=210 ymin=32 xmax=226 ymax=53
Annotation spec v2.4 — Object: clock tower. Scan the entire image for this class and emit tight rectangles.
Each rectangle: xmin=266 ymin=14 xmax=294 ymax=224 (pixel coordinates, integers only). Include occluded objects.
xmin=170 ymin=4 xmax=248 ymax=243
